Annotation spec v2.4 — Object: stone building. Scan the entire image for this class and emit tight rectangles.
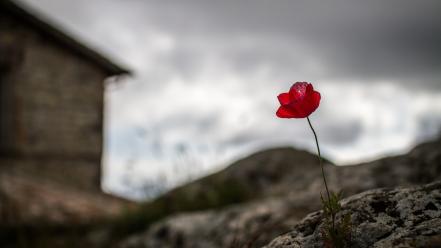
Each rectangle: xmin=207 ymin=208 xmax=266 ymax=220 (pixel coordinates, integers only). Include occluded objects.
xmin=0 ymin=0 xmax=129 ymax=192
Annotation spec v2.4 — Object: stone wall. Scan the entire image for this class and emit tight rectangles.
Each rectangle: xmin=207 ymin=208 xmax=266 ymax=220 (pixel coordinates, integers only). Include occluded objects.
xmin=0 ymin=10 xmax=108 ymax=191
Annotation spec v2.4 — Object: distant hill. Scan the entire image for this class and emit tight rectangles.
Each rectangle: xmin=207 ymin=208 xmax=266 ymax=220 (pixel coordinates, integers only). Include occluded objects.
xmin=111 ymin=147 xmax=329 ymax=237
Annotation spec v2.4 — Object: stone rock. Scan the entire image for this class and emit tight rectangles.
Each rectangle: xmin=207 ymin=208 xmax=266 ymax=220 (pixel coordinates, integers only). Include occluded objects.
xmin=265 ymin=181 xmax=441 ymax=248
xmin=118 ymin=197 xmax=309 ymax=248
xmin=117 ymin=137 xmax=441 ymax=248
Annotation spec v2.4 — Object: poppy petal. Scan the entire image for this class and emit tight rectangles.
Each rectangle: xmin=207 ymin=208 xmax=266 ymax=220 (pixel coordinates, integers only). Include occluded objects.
xmin=305 ymin=83 xmax=314 ymax=94
xmin=310 ymin=91 xmax=321 ymax=109
xmin=277 ymin=93 xmax=291 ymax=105
xmin=297 ymin=91 xmax=320 ymax=117
xmin=276 ymin=106 xmax=296 ymax=118
xmin=289 ymin=82 xmax=308 ymax=101
xmin=288 ymin=103 xmax=309 ymax=118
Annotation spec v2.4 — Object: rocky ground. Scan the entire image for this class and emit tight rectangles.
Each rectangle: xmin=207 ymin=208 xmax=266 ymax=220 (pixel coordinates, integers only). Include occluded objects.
xmin=118 ymin=137 xmax=441 ymax=248
xmin=265 ymin=181 xmax=441 ymax=248
xmin=0 ymin=171 xmax=131 ymax=225
xmin=0 ymin=166 xmax=134 ymax=247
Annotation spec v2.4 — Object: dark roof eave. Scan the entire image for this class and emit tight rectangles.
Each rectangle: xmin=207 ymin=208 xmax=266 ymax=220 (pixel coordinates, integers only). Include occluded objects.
xmin=2 ymin=0 xmax=131 ymax=76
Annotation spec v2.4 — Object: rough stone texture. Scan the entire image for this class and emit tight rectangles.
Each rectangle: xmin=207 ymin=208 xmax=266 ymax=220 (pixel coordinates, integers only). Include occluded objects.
xmin=119 ymin=194 xmax=323 ymax=248
xmin=117 ymin=137 xmax=441 ymax=248
xmin=265 ymin=181 xmax=441 ymax=248
xmin=0 ymin=3 xmax=108 ymax=191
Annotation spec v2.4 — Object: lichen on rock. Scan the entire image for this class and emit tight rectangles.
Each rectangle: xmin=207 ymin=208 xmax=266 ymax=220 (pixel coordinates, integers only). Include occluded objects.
xmin=265 ymin=181 xmax=441 ymax=248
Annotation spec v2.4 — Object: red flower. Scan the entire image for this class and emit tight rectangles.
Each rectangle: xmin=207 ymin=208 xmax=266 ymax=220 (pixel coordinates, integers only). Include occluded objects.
xmin=276 ymin=82 xmax=321 ymax=118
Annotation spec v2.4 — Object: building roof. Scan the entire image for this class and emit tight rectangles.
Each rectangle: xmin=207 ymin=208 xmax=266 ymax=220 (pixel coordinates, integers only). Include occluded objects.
xmin=1 ymin=0 xmax=130 ymax=76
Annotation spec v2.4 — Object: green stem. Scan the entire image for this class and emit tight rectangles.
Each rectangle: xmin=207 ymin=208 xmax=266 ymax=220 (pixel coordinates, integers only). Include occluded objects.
xmin=307 ymin=117 xmax=337 ymax=232
xmin=306 ymin=117 xmax=331 ymax=202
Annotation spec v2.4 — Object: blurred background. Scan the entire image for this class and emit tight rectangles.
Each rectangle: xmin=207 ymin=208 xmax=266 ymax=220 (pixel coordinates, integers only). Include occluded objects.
xmin=14 ymin=0 xmax=441 ymax=200
xmin=5 ymin=0 xmax=441 ymax=200
xmin=1 ymin=0 xmax=441 ymax=246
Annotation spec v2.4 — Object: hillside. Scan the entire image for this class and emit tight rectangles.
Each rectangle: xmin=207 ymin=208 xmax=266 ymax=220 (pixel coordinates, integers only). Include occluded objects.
xmin=117 ymin=137 xmax=441 ymax=247
xmin=110 ymin=147 xmax=328 ymax=236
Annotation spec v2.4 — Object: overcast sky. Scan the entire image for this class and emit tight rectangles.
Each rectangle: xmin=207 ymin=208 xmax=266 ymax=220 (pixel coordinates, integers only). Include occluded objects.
xmin=20 ymin=0 xmax=441 ymax=200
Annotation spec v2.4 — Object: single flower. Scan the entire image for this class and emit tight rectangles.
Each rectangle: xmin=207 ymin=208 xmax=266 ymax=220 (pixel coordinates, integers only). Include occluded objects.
xmin=276 ymin=82 xmax=321 ymax=118
xmin=276 ymin=82 xmax=348 ymax=246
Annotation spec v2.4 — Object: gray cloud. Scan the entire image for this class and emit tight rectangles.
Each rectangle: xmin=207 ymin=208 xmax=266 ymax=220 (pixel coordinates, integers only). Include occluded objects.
xmin=141 ymin=0 xmax=441 ymax=86
xmin=24 ymin=0 xmax=441 ymax=89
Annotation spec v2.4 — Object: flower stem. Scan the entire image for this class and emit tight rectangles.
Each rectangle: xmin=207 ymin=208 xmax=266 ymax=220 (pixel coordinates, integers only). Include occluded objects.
xmin=306 ymin=117 xmax=331 ymax=203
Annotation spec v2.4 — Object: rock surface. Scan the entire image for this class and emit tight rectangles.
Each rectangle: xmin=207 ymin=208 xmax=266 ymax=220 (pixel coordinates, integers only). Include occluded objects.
xmin=265 ymin=181 xmax=441 ymax=248
xmin=118 ymin=197 xmax=310 ymax=248
xmin=117 ymin=137 xmax=441 ymax=248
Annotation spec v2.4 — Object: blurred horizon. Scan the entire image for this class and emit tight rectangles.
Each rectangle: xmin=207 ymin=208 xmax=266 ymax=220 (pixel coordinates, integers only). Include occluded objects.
xmin=19 ymin=0 xmax=441 ymax=200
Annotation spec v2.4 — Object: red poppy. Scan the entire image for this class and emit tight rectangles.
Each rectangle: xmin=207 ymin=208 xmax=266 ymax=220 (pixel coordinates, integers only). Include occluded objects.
xmin=276 ymin=82 xmax=321 ymax=118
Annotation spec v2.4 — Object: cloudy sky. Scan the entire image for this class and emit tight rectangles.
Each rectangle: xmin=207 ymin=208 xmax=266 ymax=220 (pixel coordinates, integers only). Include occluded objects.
xmin=20 ymin=0 xmax=441 ymax=200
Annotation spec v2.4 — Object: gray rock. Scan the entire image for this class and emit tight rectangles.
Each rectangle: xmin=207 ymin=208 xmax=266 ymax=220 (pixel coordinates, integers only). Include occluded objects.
xmin=265 ymin=181 xmax=441 ymax=248
xmin=117 ymin=137 xmax=441 ymax=248
xmin=118 ymin=197 xmax=309 ymax=248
